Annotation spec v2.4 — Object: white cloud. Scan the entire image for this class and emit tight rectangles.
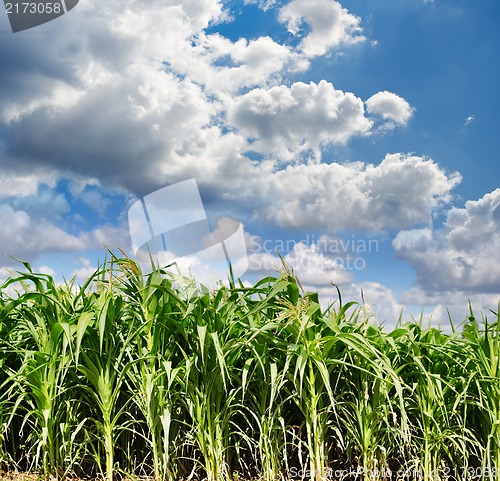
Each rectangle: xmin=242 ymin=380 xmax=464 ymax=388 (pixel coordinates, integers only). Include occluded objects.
xmin=465 ymin=115 xmax=475 ymax=126
xmin=135 ymin=246 xmax=238 ymax=290
xmin=0 ymin=0 xmax=414 ymax=203
xmin=366 ymin=91 xmax=415 ymax=130
xmin=0 ymin=1 xmax=306 ymax=193
xmin=229 ymin=80 xmax=372 ymax=161
xmin=4 ymin=69 xmax=215 ymax=194
xmin=317 ymin=281 xmax=405 ymax=328
xmin=0 ymin=204 xmax=88 ymax=264
xmin=229 ymin=82 xmax=415 ymax=161
xmin=243 ymin=0 xmax=277 ymax=10
xmin=245 ymin=238 xmax=481 ymax=331
xmin=398 ymin=289 xmax=499 ymax=331
xmin=71 ymin=257 xmax=98 ymax=281
xmin=279 ymin=0 xmax=365 ymax=57
xmin=394 ymin=188 xmax=500 ymax=296
xmin=243 ymin=234 xmax=468 ymax=330
xmin=158 ymin=146 xmax=459 ymax=233
xmin=68 ymin=179 xmax=127 ymax=216
xmin=0 ymin=171 xmax=57 ymax=198
xmin=248 ymin=240 xmax=354 ymax=285
xmin=10 ymin=189 xmax=71 ymax=220
xmin=300 ymin=272 xmax=494 ymax=331
xmin=38 ymin=265 xmax=57 ymax=277
xmin=400 ymin=288 xmax=499 ymax=309
xmin=112 ymin=4 xmax=303 ymax=93
xmin=258 ymin=153 xmax=460 ymax=231
xmin=189 ymin=34 xmax=307 ymax=92
xmin=1 ymin=0 xmax=226 ymax=189
xmin=245 ymin=240 xmax=404 ymax=327
xmin=0 ymin=201 xmax=130 ymax=266
xmin=0 ymin=266 xmax=20 ymax=298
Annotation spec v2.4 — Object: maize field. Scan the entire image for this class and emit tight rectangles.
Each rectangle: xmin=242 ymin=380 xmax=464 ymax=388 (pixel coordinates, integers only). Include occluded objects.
xmin=0 ymin=256 xmax=499 ymax=481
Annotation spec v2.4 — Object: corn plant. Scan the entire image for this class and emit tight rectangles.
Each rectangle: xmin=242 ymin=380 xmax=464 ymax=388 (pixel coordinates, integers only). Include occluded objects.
xmin=0 ymin=257 xmax=499 ymax=481
xmin=239 ymin=316 xmax=293 ymax=481
xmin=0 ymin=269 xmax=83 ymax=478
xmin=462 ymin=305 xmax=500 ymax=481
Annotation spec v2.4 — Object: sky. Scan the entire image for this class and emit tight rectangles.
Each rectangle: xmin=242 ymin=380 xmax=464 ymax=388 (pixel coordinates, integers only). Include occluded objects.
xmin=0 ymin=0 xmax=499 ymax=328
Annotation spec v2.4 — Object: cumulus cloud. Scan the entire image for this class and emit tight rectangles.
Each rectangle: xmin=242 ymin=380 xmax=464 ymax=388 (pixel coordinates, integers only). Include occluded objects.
xmin=229 ymin=80 xmax=372 ymax=160
xmin=3 ymin=64 xmax=217 ymax=194
xmin=0 ymin=171 xmax=58 ymax=198
xmin=71 ymin=257 xmax=98 ymax=281
xmin=248 ymin=240 xmax=354 ymax=285
xmin=398 ymin=289 xmax=499 ymax=331
xmin=158 ymin=148 xmax=459 ymax=233
xmin=0 ymin=201 xmax=130 ymax=267
xmin=258 ymin=153 xmax=461 ymax=231
xmin=0 ymin=266 xmax=18 ymax=298
xmin=279 ymin=0 xmax=365 ymax=57
xmin=0 ymin=203 xmax=88 ymax=263
xmin=190 ymin=34 xmax=307 ymax=92
xmin=244 ymin=229 xmax=495 ymax=330
xmin=228 ymin=81 xmax=415 ymax=162
xmin=135 ymin=246 xmax=240 ymax=290
xmin=318 ymin=281 xmax=405 ymax=327
xmin=394 ymin=188 xmax=500 ymax=296
xmin=8 ymin=189 xmax=71 ymax=220
xmin=313 ymin=278 xmax=495 ymax=331
xmin=243 ymin=234 xmax=444 ymax=329
xmin=245 ymin=238 xmax=404 ymax=326
xmin=38 ymin=265 xmax=57 ymax=277
xmin=0 ymin=0 xmax=305 ymax=194
xmin=0 ymin=0 xmax=414 ymax=201
xmin=400 ymin=288 xmax=499 ymax=310
xmin=68 ymin=179 xmax=128 ymax=216
xmin=366 ymin=91 xmax=415 ymax=130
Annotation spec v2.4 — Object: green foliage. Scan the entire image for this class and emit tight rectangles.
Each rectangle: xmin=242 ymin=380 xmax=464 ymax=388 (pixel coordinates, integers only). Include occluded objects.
xmin=0 ymin=256 xmax=498 ymax=481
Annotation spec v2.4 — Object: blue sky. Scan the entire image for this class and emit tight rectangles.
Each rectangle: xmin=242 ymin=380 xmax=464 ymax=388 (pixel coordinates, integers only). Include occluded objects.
xmin=0 ymin=0 xmax=499 ymax=327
